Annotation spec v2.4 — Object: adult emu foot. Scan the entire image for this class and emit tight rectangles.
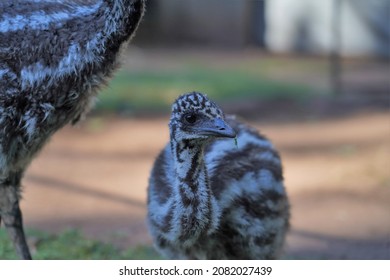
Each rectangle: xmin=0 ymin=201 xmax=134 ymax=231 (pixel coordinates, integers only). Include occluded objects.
xmin=0 ymin=175 xmax=32 ymax=260
xmin=0 ymin=203 xmax=32 ymax=260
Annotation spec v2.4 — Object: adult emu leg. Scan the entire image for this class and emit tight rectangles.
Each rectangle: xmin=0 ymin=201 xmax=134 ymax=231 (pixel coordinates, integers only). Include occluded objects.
xmin=0 ymin=172 xmax=32 ymax=260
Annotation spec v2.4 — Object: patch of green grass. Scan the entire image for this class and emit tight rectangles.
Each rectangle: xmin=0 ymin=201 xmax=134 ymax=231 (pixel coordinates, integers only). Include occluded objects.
xmin=0 ymin=230 xmax=17 ymax=259
xmin=96 ymin=67 xmax=311 ymax=114
xmin=0 ymin=229 xmax=162 ymax=260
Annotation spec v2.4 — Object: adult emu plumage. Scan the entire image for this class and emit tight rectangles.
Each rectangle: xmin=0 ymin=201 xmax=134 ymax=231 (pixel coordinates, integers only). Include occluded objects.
xmin=0 ymin=0 xmax=145 ymax=259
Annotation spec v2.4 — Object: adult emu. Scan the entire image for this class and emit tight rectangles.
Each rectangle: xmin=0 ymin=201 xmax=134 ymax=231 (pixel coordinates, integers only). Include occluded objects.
xmin=0 ymin=0 xmax=145 ymax=259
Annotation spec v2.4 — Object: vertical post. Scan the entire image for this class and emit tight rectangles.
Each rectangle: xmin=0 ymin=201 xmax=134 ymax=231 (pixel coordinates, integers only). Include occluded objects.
xmin=251 ymin=0 xmax=266 ymax=47
xmin=331 ymin=0 xmax=343 ymax=96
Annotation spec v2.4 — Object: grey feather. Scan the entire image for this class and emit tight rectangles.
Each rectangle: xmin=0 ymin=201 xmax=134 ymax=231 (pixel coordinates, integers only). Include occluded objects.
xmin=0 ymin=0 xmax=145 ymax=259
xmin=147 ymin=92 xmax=290 ymax=259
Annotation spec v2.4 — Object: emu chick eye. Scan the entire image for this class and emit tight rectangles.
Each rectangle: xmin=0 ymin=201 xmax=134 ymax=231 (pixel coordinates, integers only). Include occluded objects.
xmin=184 ymin=113 xmax=197 ymax=124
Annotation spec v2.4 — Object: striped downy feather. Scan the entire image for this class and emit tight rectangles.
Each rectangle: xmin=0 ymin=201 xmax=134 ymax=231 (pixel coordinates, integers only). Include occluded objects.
xmin=147 ymin=92 xmax=290 ymax=260
xmin=0 ymin=0 xmax=145 ymax=259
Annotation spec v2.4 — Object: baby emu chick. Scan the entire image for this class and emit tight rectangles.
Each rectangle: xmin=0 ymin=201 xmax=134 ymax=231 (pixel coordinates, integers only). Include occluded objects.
xmin=147 ymin=92 xmax=289 ymax=259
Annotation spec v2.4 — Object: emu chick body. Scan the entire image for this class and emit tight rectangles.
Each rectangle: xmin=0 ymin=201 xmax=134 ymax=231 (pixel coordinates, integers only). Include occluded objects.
xmin=147 ymin=92 xmax=290 ymax=259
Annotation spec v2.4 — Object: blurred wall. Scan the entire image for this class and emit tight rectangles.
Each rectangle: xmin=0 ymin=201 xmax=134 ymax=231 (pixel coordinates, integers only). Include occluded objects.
xmin=135 ymin=0 xmax=264 ymax=47
xmin=134 ymin=0 xmax=389 ymax=57
xmin=266 ymin=0 xmax=390 ymax=57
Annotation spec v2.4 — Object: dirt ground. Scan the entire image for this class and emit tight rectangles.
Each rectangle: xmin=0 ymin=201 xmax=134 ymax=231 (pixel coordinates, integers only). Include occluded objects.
xmin=20 ymin=109 xmax=389 ymax=259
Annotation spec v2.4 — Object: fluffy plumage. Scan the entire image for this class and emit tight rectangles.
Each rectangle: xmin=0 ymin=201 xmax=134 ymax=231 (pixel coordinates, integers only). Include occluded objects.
xmin=0 ymin=0 xmax=145 ymax=259
xmin=147 ymin=92 xmax=290 ymax=259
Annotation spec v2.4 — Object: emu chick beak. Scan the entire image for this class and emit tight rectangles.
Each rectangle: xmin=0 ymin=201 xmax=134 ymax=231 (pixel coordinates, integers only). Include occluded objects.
xmin=196 ymin=118 xmax=236 ymax=138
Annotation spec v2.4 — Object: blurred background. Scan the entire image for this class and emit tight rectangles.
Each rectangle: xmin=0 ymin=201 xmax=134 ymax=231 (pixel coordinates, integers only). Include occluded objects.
xmin=1 ymin=0 xmax=389 ymax=259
